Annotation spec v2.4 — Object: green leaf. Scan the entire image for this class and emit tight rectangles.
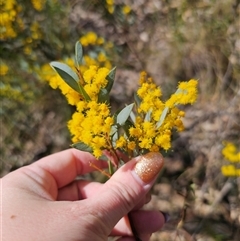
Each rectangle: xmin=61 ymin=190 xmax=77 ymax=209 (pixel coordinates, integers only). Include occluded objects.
xmin=50 ymin=61 xmax=80 ymax=92
xmin=98 ymin=88 xmax=109 ymax=103
xmin=75 ymin=41 xmax=83 ymax=67
xmin=121 ymin=119 xmax=134 ymax=137
xmin=105 ymin=66 xmax=116 ymax=92
xmin=156 ymin=107 xmax=169 ymax=128
xmin=117 ymin=103 xmax=135 ymax=126
xmin=99 ymin=155 xmax=108 ymax=161
xmin=78 ymin=83 xmax=91 ymax=101
xmin=50 ymin=61 xmax=91 ymax=101
xmin=71 ymin=142 xmax=93 ymax=153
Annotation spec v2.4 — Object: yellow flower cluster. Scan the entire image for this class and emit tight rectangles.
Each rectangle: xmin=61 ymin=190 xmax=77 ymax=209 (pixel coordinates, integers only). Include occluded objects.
xmin=0 ymin=83 xmax=24 ymax=102
xmin=221 ymin=165 xmax=240 ymax=177
xmin=104 ymin=0 xmax=131 ymax=16
xmin=31 ymin=0 xmax=46 ymax=11
xmin=24 ymin=22 xmax=43 ymax=56
xmin=79 ymin=32 xmax=112 ymax=70
xmin=80 ymin=32 xmax=104 ymax=47
xmin=66 ymin=65 xmax=114 ymax=158
xmin=106 ymin=0 xmax=114 ymax=14
xmin=221 ymin=142 xmax=240 ymax=177
xmin=0 ymin=0 xmax=45 ymax=41
xmin=122 ymin=5 xmax=131 ymax=15
xmin=165 ymin=79 xmax=198 ymax=108
xmin=0 ymin=0 xmax=22 ymax=40
xmin=68 ymin=101 xmax=114 ymax=158
xmin=43 ymin=55 xmax=113 ymax=158
xmin=83 ymin=65 xmax=109 ymax=100
xmin=114 ymin=72 xmax=198 ymax=154
xmin=0 ymin=63 xmax=9 ymax=76
xmin=40 ymin=43 xmax=113 ymax=158
xmin=222 ymin=142 xmax=240 ymax=162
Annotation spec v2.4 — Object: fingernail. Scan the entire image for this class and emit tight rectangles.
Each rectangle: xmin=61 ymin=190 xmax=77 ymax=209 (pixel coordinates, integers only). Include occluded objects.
xmin=160 ymin=211 xmax=170 ymax=223
xmin=134 ymin=152 xmax=164 ymax=183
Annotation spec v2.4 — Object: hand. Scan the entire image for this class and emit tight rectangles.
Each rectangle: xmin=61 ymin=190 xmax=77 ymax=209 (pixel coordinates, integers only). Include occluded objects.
xmin=2 ymin=149 xmax=165 ymax=241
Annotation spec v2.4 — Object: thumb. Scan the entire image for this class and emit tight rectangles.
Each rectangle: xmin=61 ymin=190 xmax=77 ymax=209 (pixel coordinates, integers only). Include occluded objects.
xmin=90 ymin=152 xmax=164 ymax=233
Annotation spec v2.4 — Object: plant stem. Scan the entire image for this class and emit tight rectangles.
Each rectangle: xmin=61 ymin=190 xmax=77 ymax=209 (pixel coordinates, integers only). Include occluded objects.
xmin=128 ymin=212 xmax=142 ymax=241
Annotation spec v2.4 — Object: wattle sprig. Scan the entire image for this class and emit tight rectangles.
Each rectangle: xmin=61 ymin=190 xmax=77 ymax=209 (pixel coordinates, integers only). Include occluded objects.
xmin=49 ymin=41 xmax=198 ymax=173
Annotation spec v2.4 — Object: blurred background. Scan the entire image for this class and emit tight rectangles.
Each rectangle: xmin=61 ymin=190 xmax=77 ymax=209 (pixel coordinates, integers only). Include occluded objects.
xmin=1 ymin=0 xmax=239 ymax=240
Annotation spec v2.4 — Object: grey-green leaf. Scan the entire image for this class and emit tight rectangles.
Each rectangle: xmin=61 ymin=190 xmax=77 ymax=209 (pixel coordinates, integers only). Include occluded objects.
xmin=144 ymin=109 xmax=152 ymax=122
xmin=50 ymin=61 xmax=80 ymax=93
xmin=75 ymin=41 xmax=83 ymax=67
xmin=98 ymin=88 xmax=109 ymax=103
xmin=71 ymin=142 xmax=93 ymax=153
xmin=99 ymin=155 xmax=108 ymax=161
xmin=105 ymin=66 xmax=116 ymax=92
xmin=50 ymin=61 xmax=91 ymax=101
xmin=134 ymin=92 xmax=141 ymax=107
xmin=130 ymin=111 xmax=136 ymax=123
xmin=156 ymin=107 xmax=169 ymax=128
xmin=78 ymin=83 xmax=91 ymax=101
xmin=117 ymin=103 xmax=135 ymax=126
xmin=110 ymin=124 xmax=118 ymax=136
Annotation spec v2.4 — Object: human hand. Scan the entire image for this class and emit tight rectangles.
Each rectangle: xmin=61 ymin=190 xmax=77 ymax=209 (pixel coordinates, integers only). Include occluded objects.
xmin=2 ymin=149 xmax=166 ymax=241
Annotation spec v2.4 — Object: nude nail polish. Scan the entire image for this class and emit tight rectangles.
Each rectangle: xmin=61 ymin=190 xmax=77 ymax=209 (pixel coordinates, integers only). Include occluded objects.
xmin=134 ymin=152 xmax=164 ymax=183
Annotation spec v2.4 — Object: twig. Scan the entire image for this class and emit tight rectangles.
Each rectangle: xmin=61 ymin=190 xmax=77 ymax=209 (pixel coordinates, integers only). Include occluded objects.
xmin=128 ymin=212 xmax=142 ymax=241
xmin=89 ymin=162 xmax=111 ymax=178
xmin=212 ymin=180 xmax=233 ymax=206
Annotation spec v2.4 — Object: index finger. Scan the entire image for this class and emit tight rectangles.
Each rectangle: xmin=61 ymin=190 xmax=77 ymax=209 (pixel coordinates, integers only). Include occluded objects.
xmin=36 ymin=148 xmax=108 ymax=188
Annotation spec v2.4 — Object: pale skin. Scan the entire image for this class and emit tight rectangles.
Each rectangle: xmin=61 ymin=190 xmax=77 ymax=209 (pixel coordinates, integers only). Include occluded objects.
xmin=2 ymin=149 xmax=165 ymax=241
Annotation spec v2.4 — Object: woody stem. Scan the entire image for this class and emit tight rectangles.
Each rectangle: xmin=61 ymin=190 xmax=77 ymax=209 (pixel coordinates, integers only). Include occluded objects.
xmin=128 ymin=212 xmax=142 ymax=241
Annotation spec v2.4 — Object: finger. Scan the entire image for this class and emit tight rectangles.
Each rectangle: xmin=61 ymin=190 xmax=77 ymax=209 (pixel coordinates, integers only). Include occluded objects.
xmin=57 ymin=180 xmax=102 ymax=201
xmin=133 ymin=191 xmax=152 ymax=210
xmin=116 ymin=234 xmax=151 ymax=241
xmin=145 ymin=191 xmax=152 ymax=204
xmin=86 ymin=152 xmax=164 ymax=234
xmin=111 ymin=210 xmax=165 ymax=236
xmin=57 ymin=180 xmax=151 ymax=205
xmin=36 ymin=149 xmax=108 ymax=188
